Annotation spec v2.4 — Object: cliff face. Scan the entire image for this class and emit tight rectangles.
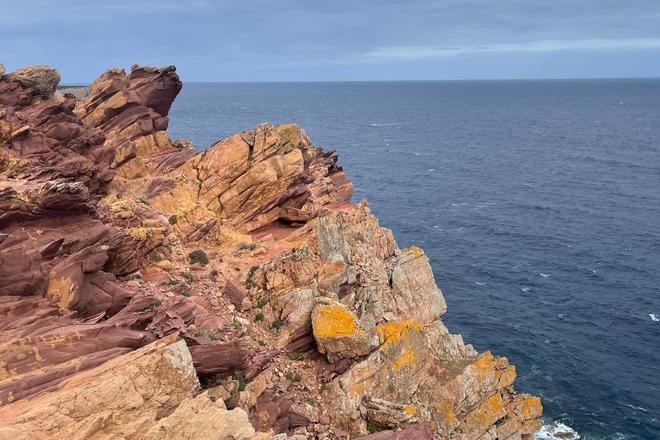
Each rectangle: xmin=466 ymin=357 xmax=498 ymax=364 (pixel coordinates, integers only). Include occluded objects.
xmin=0 ymin=64 xmax=542 ymax=439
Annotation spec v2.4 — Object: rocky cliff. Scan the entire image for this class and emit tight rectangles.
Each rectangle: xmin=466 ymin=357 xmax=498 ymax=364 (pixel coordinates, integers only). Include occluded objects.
xmin=0 ymin=64 xmax=542 ymax=440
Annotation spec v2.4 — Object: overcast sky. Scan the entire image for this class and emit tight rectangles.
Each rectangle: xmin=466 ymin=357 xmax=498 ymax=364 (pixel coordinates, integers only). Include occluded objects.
xmin=2 ymin=0 xmax=660 ymax=82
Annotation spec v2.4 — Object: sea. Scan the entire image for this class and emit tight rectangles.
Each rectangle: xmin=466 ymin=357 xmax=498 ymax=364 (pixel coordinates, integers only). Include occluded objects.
xmin=168 ymin=80 xmax=660 ymax=440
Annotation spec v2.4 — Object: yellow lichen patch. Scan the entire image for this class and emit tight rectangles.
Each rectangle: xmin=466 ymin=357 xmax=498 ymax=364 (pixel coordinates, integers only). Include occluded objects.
xmin=472 ymin=351 xmax=496 ymax=376
xmin=521 ymin=395 xmax=543 ymax=420
xmin=109 ymin=199 xmax=134 ymax=219
xmin=407 ymin=245 xmax=424 ymax=257
xmin=434 ymin=399 xmax=459 ymax=431
xmin=392 ymin=349 xmax=415 ymax=370
xmin=47 ymin=273 xmax=76 ymax=309
xmin=496 ymin=364 xmax=517 ymax=388
xmin=462 ymin=393 xmax=506 ymax=432
xmin=376 ymin=320 xmax=421 ymax=348
xmin=351 ymin=381 xmax=367 ymax=395
xmin=313 ymin=304 xmax=357 ymax=338
xmin=404 ymin=405 xmax=416 ymax=415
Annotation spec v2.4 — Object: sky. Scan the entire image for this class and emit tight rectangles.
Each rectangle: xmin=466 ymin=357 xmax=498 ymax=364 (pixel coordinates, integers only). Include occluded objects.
xmin=2 ymin=0 xmax=660 ymax=82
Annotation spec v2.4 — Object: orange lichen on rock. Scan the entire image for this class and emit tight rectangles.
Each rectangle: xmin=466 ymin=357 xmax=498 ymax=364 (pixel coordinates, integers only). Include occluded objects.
xmin=392 ymin=349 xmax=415 ymax=370
xmin=376 ymin=319 xmax=421 ymax=348
xmin=313 ymin=303 xmax=358 ymax=338
xmin=406 ymin=245 xmax=425 ymax=257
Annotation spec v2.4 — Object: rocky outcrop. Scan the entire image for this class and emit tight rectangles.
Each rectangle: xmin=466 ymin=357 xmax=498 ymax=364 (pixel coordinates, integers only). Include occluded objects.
xmin=0 ymin=335 xmax=257 ymax=440
xmin=4 ymin=65 xmax=60 ymax=98
xmin=0 ymin=63 xmax=542 ymax=439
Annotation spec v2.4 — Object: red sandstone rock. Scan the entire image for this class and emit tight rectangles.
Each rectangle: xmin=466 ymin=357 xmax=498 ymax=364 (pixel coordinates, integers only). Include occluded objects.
xmin=0 ymin=63 xmax=541 ymax=440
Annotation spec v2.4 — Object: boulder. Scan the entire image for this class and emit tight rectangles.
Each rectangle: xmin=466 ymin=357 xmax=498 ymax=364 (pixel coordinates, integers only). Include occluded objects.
xmin=5 ymin=64 xmax=60 ymax=97
xmin=0 ymin=336 xmax=199 ymax=438
xmin=311 ymin=299 xmax=378 ymax=362
xmin=143 ymin=391 xmax=255 ymax=440
xmin=0 ymin=336 xmax=258 ymax=439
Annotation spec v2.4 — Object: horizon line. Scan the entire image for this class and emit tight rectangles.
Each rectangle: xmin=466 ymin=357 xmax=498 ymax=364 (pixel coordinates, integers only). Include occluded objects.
xmin=60 ymin=75 xmax=660 ymax=87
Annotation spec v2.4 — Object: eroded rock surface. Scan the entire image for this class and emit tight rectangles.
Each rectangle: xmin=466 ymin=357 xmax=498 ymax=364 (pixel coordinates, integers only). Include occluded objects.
xmin=0 ymin=63 xmax=542 ymax=439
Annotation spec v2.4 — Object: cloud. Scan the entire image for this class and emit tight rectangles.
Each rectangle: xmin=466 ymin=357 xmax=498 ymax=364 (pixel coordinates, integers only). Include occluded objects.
xmin=364 ymin=38 xmax=660 ymax=60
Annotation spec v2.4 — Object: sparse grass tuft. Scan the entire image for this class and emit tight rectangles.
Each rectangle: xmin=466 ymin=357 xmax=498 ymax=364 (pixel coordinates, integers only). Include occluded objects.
xmin=168 ymin=214 xmax=178 ymax=225
xmin=154 ymin=299 xmax=163 ymax=307
xmin=231 ymin=320 xmax=242 ymax=330
xmin=245 ymin=265 xmax=259 ymax=289
xmin=287 ymin=352 xmax=302 ymax=361
xmin=233 ymin=371 xmax=246 ymax=391
xmin=366 ymin=420 xmax=383 ymax=433
xmin=167 ymin=279 xmax=179 ymax=286
xmin=270 ymin=319 xmax=285 ymax=330
xmin=256 ymin=297 xmax=268 ymax=308
xmin=181 ymin=271 xmax=194 ymax=283
xmin=194 ymin=330 xmax=218 ymax=340
xmin=254 ymin=312 xmax=264 ymax=322
xmin=239 ymin=242 xmax=257 ymax=251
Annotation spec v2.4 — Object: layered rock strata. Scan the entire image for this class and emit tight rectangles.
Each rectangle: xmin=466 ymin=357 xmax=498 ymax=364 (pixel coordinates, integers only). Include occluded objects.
xmin=0 ymin=63 xmax=542 ymax=439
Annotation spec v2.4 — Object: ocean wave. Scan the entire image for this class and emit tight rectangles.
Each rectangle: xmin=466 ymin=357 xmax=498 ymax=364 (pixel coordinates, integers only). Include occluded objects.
xmin=369 ymin=122 xmax=400 ymax=126
xmin=536 ymin=421 xmax=581 ymax=440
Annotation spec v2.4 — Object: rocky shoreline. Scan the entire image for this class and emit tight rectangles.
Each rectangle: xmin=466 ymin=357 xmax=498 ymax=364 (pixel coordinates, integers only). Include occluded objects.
xmin=0 ymin=63 xmax=542 ymax=439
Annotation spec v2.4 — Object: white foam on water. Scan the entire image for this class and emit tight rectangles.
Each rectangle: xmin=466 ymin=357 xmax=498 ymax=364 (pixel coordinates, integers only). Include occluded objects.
xmin=650 ymin=313 xmax=658 ymax=322
xmin=536 ymin=421 xmax=581 ymax=440
xmin=540 ymin=272 xmax=551 ymax=278
xmin=521 ymin=287 xmax=531 ymax=293
xmin=475 ymin=281 xmax=486 ymax=286
xmin=369 ymin=122 xmax=400 ymax=126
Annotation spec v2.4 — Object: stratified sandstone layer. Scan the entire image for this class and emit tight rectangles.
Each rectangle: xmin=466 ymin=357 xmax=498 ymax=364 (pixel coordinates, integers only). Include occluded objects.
xmin=0 ymin=64 xmax=542 ymax=439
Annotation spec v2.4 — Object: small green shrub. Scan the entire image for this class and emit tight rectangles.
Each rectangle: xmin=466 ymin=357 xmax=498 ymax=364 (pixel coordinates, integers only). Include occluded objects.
xmin=366 ymin=420 xmax=381 ymax=433
xmin=154 ymin=299 xmax=163 ymax=307
xmin=194 ymin=330 xmax=218 ymax=340
xmin=188 ymin=249 xmax=209 ymax=266
xmin=254 ymin=312 xmax=264 ymax=322
xmin=284 ymin=371 xmax=302 ymax=382
xmin=257 ymin=339 xmax=267 ymax=346
xmin=245 ymin=265 xmax=259 ymax=289
xmin=168 ymin=214 xmax=178 ymax=225
xmin=239 ymin=242 xmax=257 ymax=251
xmin=287 ymin=352 xmax=302 ymax=361
xmin=180 ymin=290 xmax=192 ymax=297
xmin=256 ymin=297 xmax=268 ymax=308
xmin=181 ymin=271 xmax=194 ymax=283
xmin=231 ymin=320 xmax=241 ymax=330
xmin=270 ymin=319 xmax=285 ymax=330
xmin=233 ymin=371 xmax=246 ymax=391
xmin=167 ymin=279 xmax=179 ymax=286
xmin=305 ymin=397 xmax=318 ymax=406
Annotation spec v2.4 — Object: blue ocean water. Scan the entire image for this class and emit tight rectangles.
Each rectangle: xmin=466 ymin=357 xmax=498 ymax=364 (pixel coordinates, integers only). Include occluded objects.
xmin=168 ymin=80 xmax=660 ymax=440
